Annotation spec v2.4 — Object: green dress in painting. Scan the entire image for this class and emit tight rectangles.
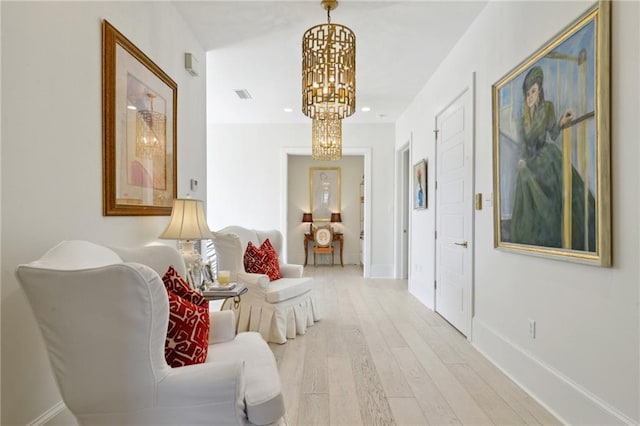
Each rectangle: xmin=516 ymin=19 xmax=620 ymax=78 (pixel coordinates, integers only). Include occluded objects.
xmin=510 ymin=76 xmax=595 ymax=251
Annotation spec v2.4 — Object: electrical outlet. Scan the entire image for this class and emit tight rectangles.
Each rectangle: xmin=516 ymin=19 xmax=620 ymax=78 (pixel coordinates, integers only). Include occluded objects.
xmin=528 ymin=319 xmax=536 ymax=339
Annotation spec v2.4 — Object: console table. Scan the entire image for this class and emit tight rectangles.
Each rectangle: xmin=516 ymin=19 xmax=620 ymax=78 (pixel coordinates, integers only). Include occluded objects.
xmin=304 ymin=232 xmax=344 ymax=267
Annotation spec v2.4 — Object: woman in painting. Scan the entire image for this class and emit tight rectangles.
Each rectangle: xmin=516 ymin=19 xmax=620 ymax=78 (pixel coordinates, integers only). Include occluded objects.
xmin=510 ymin=66 xmax=595 ymax=251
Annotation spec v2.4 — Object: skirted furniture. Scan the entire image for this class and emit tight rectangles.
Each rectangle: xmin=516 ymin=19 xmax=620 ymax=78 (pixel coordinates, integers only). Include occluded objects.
xmin=212 ymin=226 xmax=320 ymax=344
xmin=16 ymin=240 xmax=285 ymax=426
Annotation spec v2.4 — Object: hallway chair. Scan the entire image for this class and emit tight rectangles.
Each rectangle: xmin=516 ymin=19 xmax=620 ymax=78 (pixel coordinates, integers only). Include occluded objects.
xmin=16 ymin=240 xmax=285 ymax=425
xmin=313 ymin=226 xmax=334 ymax=266
xmin=212 ymin=226 xmax=321 ymax=344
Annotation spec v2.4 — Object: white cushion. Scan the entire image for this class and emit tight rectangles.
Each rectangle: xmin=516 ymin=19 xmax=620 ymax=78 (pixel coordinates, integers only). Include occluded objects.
xmin=31 ymin=240 xmax=122 ymax=270
xmin=265 ymin=277 xmax=313 ymax=303
xmin=111 ymin=244 xmax=187 ymax=278
xmin=279 ymin=263 xmax=303 ymax=278
xmin=206 ymin=332 xmax=284 ymax=425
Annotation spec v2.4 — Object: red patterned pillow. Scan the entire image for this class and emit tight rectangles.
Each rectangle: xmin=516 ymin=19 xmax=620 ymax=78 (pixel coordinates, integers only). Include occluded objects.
xmin=162 ymin=266 xmax=208 ymax=307
xmin=244 ymin=239 xmax=282 ymax=281
xmin=261 ymin=238 xmax=278 ymax=260
xmin=165 ymin=290 xmax=209 ymax=368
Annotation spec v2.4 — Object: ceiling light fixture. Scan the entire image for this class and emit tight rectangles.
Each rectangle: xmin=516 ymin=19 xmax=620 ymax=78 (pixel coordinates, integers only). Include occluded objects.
xmin=312 ymin=112 xmax=342 ymax=161
xmin=302 ymin=0 xmax=355 ymax=120
xmin=302 ymin=0 xmax=355 ymax=161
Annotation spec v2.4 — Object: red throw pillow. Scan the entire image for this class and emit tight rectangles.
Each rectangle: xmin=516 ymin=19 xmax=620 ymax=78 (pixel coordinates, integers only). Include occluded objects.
xmin=261 ymin=238 xmax=278 ymax=260
xmin=163 ymin=266 xmax=208 ymax=308
xmin=165 ymin=289 xmax=209 ymax=368
xmin=244 ymin=239 xmax=282 ymax=281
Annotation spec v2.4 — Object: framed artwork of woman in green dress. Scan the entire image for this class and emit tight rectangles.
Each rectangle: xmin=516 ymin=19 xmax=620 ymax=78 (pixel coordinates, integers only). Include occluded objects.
xmin=492 ymin=1 xmax=611 ymax=266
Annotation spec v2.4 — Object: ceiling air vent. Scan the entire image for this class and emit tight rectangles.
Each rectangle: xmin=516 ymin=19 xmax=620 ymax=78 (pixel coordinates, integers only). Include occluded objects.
xmin=234 ymin=89 xmax=252 ymax=100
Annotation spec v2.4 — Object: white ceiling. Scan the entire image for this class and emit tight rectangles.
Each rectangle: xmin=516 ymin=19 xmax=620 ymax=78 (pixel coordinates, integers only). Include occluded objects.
xmin=173 ymin=1 xmax=488 ymax=124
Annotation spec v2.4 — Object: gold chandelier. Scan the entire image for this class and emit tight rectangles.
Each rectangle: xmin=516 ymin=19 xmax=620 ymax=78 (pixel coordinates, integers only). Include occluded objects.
xmin=312 ymin=113 xmax=342 ymax=160
xmin=302 ymin=0 xmax=355 ymax=119
xmin=302 ymin=0 xmax=355 ymax=161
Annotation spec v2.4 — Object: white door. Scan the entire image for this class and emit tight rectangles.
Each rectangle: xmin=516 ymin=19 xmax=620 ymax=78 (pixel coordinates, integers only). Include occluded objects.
xmin=434 ymin=85 xmax=474 ymax=337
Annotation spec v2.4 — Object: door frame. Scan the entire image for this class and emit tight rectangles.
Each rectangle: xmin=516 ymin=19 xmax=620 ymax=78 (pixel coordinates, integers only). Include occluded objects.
xmin=395 ymin=139 xmax=411 ymax=279
xmin=281 ymin=146 xmax=372 ymax=277
xmin=433 ymin=72 xmax=476 ymax=340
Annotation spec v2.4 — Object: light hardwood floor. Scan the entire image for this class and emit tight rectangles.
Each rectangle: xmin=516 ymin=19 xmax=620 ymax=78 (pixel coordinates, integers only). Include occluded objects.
xmin=270 ymin=266 xmax=560 ymax=426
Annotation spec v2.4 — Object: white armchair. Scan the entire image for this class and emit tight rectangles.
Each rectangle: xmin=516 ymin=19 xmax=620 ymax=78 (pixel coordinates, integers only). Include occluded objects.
xmin=16 ymin=240 xmax=285 ymax=425
xmin=212 ymin=226 xmax=320 ymax=344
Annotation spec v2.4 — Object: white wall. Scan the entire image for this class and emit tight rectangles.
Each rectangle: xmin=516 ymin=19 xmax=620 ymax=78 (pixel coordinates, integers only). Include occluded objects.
xmin=397 ymin=1 xmax=639 ymax=424
xmin=206 ymin=122 xmax=395 ymax=276
xmin=1 ymin=2 xmax=207 ymax=424
xmin=287 ymin=155 xmax=364 ymax=266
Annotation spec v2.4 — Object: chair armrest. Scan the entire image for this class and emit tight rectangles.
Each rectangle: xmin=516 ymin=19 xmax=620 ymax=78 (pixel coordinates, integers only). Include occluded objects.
xmin=238 ymin=271 xmax=270 ymax=289
xmin=156 ymin=360 xmax=245 ymax=423
xmin=209 ymin=310 xmax=236 ymax=344
xmin=280 ymin=263 xmax=303 ymax=278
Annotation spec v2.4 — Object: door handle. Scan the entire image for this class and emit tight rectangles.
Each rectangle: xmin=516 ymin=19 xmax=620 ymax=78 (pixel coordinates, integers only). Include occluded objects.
xmin=454 ymin=241 xmax=468 ymax=248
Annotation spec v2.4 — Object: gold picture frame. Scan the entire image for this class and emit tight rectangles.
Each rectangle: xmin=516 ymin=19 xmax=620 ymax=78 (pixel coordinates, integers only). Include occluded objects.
xmin=492 ymin=1 xmax=610 ymax=266
xmin=310 ymin=167 xmax=341 ymax=222
xmin=102 ymin=20 xmax=177 ymax=216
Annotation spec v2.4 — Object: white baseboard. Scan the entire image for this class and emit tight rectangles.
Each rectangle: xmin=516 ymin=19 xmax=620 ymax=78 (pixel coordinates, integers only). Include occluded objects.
xmin=28 ymin=401 xmax=65 ymax=426
xmin=472 ymin=318 xmax=636 ymax=425
xmin=369 ymin=264 xmax=394 ymax=278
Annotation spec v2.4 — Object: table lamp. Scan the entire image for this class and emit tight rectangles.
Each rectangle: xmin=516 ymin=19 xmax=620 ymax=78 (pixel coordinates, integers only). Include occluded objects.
xmin=330 ymin=212 xmax=342 ymax=233
xmin=302 ymin=212 xmax=313 ymax=234
xmin=159 ymin=198 xmax=213 ymax=284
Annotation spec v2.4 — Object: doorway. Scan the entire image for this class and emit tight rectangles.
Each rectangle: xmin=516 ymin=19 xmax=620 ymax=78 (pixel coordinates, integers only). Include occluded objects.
xmin=396 ymin=142 xmax=410 ymax=279
xmin=282 ymin=147 xmax=372 ymax=277
xmin=434 ymin=77 xmax=475 ymax=337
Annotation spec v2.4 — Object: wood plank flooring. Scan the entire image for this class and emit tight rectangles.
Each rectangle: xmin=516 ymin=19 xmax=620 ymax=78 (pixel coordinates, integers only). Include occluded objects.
xmin=270 ymin=266 xmax=560 ymax=426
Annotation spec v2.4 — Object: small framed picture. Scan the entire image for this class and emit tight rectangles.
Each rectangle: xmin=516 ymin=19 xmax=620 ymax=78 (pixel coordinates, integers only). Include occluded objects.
xmin=413 ymin=159 xmax=427 ymax=210
xmin=202 ymin=262 xmax=214 ymax=283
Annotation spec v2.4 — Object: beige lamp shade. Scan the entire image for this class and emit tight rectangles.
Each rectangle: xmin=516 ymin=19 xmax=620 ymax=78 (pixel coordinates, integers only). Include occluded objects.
xmin=159 ymin=198 xmax=213 ymax=241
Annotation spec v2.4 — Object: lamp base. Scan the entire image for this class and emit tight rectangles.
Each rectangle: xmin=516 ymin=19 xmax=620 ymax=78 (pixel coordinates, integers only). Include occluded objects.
xmin=180 ymin=240 xmax=203 ymax=290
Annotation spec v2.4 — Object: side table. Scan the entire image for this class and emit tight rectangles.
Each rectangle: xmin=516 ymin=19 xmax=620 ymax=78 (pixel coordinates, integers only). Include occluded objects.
xmin=203 ymin=284 xmax=248 ymax=310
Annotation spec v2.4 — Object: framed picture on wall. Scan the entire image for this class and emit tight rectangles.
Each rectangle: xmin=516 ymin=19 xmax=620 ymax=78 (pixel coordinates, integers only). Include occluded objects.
xmin=413 ymin=159 xmax=427 ymax=210
xmin=310 ymin=167 xmax=341 ymax=221
xmin=102 ymin=20 xmax=177 ymax=216
xmin=491 ymin=1 xmax=610 ymax=266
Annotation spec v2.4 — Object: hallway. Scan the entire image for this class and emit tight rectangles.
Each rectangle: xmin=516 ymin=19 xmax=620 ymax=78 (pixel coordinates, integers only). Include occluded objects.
xmin=271 ymin=266 xmax=559 ymax=425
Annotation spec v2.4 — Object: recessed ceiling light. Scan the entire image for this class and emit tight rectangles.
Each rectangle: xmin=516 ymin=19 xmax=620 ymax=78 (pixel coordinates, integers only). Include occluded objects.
xmin=361 ymin=107 xmax=371 ymax=112
xmin=127 ymin=105 xmax=137 ymax=110
xmin=284 ymin=107 xmax=293 ymax=113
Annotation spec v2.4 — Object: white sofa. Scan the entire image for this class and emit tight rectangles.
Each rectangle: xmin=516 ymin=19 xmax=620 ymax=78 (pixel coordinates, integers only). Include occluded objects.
xmin=16 ymin=240 xmax=285 ymax=425
xmin=212 ymin=226 xmax=321 ymax=344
